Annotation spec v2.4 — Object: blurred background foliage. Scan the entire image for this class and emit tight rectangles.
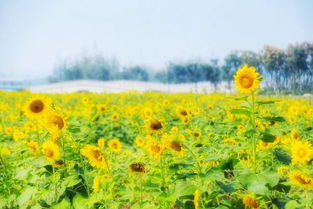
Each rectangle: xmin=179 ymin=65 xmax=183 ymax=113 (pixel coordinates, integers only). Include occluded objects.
xmin=48 ymin=41 xmax=313 ymax=94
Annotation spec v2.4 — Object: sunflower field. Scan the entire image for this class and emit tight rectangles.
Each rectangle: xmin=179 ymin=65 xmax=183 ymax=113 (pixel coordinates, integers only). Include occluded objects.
xmin=0 ymin=65 xmax=313 ymax=209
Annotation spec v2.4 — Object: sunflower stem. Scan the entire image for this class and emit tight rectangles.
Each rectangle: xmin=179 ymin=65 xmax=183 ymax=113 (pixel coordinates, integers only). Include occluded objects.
xmin=251 ymin=92 xmax=257 ymax=173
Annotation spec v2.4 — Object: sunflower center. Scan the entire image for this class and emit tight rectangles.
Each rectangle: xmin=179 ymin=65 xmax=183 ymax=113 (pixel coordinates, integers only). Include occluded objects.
xmin=51 ymin=116 xmax=65 ymax=129
xmin=130 ymin=163 xmax=145 ymax=173
xmin=170 ymin=141 xmax=182 ymax=152
xmin=151 ymin=145 xmax=161 ymax=153
xmin=46 ymin=150 xmax=54 ymax=158
xmin=30 ymin=100 xmax=44 ymax=113
xmin=295 ymin=175 xmax=310 ymax=184
xmin=92 ymin=150 xmax=102 ymax=160
xmin=240 ymin=76 xmax=253 ymax=88
xmin=297 ymin=148 xmax=306 ymax=158
xmin=150 ymin=120 xmax=162 ymax=130
xmin=180 ymin=110 xmax=187 ymax=116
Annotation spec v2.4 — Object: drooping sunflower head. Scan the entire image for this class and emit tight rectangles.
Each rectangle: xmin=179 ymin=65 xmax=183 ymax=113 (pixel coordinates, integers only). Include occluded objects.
xmin=291 ymin=141 xmax=313 ymax=165
xmin=42 ymin=141 xmax=60 ymax=161
xmin=80 ymin=145 xmax=107 ymax=168
xmin=289 ymin=170 xmax=313 ymax=189
xmin=147 ymin=118 xmax=164 ymax=134
xmin=24 ymin=96 xmax=51 ymax=119
xmin=129 ymin=163 xmax=145 ymax=174
xmin=234 ymin=65 xmax=260 ymax=94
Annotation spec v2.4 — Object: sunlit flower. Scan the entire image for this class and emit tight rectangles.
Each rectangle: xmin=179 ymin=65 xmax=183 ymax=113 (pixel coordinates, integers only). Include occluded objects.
xmin=234 ymin=65 xmax=260 ymax=94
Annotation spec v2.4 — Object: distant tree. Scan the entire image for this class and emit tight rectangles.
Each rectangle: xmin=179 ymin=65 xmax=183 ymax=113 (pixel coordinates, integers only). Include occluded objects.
xmin=154 ymin=71 xmax=167 ymax=83
xmin=202 ymin=60 xmax=221 ymax=91
xmin=121 ymin=66 xmax=149 ymax=81
xmin=48 ymin=54 xmax=119 ymax=82
xmin=262 ymin=46 xmax=285 ymax=92
xmin=285 ymin=43 xmax=309 ymax=92
xmin=222 ymin=51 xmax=243 ymax=89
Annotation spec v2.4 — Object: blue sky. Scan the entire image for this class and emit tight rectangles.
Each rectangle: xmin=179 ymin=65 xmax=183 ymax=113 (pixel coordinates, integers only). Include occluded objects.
xmin=0 ymin=0 xmax=312 ymax=79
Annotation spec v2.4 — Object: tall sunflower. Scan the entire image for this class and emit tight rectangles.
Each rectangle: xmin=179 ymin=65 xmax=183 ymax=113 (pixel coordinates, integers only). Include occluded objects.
xmin=42 ymin=141 xmax=60 ymax=161
xmin=234 ymin=65 xmax=260 ymax=94
xmin=291 ymin=141 xmax=313 ymax=165
xmin=45 ymin=112 xmax=66 ymax=140
xmin=24 ymin=96 xmax=51 ymax=119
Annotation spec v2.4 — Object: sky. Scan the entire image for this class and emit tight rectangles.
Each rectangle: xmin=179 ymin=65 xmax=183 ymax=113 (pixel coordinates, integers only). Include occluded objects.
xmin=0 ymin=0 xmax=312 ymax=79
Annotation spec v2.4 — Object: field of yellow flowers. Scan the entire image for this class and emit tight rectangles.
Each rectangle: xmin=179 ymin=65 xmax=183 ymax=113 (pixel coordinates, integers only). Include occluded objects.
xmin=0 ymin=65 xmax=313 ymax=209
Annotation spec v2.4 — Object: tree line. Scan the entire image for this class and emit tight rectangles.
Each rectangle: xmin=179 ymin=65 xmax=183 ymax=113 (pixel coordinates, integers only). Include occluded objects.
xmin=48 ymin=41 xmax=313 ymax=94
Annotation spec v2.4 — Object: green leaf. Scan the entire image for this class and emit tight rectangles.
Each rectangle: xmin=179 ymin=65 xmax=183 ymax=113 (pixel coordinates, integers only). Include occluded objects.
xmin=215 ymin=181 xmax=235 ymax=193
xmin=230 ymin=109 xmax=251 ymax=117
xmin=52 ymin=198 xmax=71 ymax=209
xmin=285 ymin=200 xmax=301 ymax=209
xmin=262 ymin=116 xmax=286 ymax=122
xmin=261 ymin=132 xmax=276 ymax=143
xmin=175 ymin=181 xmax=197 ymax=198
xmin=256 ymin=101 xmax=276 ymax=105
xmin=62 ymin=175 xmax=81 ymax=188
xmin=274 ymin=149 xmax=291 ymax=165
xmin=72 ymin=194 xmax=90 ymax=209
xmin=17 ymin=187 xmax=37 ymax=207
xmin=238 ymin=171 xmax=279 ymax=195
xmin=244 ymin=129 xmax=257 ymax=137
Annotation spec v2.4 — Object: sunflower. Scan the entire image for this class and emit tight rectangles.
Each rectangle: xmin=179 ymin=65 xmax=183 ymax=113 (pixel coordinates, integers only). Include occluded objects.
xmin=93 ymin=176 xmax=101 ymax=192
xmin=135 ymin=136 xmax=145 ymax=147
xmin=111 ymin=113 xmax=119 ymax=121
xmin=146 ymin=138 xmax=163 ymax=158
xmin=222 ymin=138 xmax=237 ymax=145
xmin=234 ymin=65 xmax=260 ymax=94
xmin=26 ymin=140 xmax=39 ymax=155
xmin=5 ymin=127 xmax=13 ymax=136
xmin=291 ymin=141 xmax=313 ymax=165
xmin=290 ymin=129 xmax=299 ymax=140
xmin=108 ymin=139 xmax=122 ymax=152
xmin=277 ymin=166 xmax=289 ymax=176
xmin=146 ymin=118 xmax=164 ymax=134
xmin=289 ymin=170 xmax=313 ymax=189
xmin=24 ymin=96 xmax=51 ymax=119
xmin=130 ymin=163 xmax=145 ymax=174
xmin=98 ymin=138 xmax=105 ymax=147
xmin=80 ymin=145 xmax=107 ymax=168
xmin=194 ymin=189 xmax=200 ymax=209
xmin=45 ymin=112 xmax=65 ymax=130
xmin=176 ymin=106 xmax=189 ymax=118
xmin=97 ymin=104 xmax=107 ymax=114
xmin=242 ymin=194 xmax=259 ymax=209
xmin=0 ymin=148 xmax=11 ymax=156
xmin=42 ymin=141 xmax=60 ymax=161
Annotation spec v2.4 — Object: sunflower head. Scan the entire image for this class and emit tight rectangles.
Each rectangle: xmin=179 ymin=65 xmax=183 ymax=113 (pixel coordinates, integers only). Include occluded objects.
xmin=42 ymin=141 xmax=60 ymax=161
xmin=147 ymin=119 xmax=163 ymax=134
xmin=291 ymin=141 xmax=313 ymax=165
xmin=234 ymin=65 xmax=260 ymax=94
xmin=130 ymin=163 xmax=145 ymax=174
xmin=24 ymin=96 xmax=51 ymax=119
xmin=242 ymin=194 xmax=259 ymax=209
xmin=108 ymin=139 xmax=122 ymax=152
xmin=81 ymin=145 xmax=107 ymax=168
xmin=289 ymin=170 xmax=313 ymax=189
